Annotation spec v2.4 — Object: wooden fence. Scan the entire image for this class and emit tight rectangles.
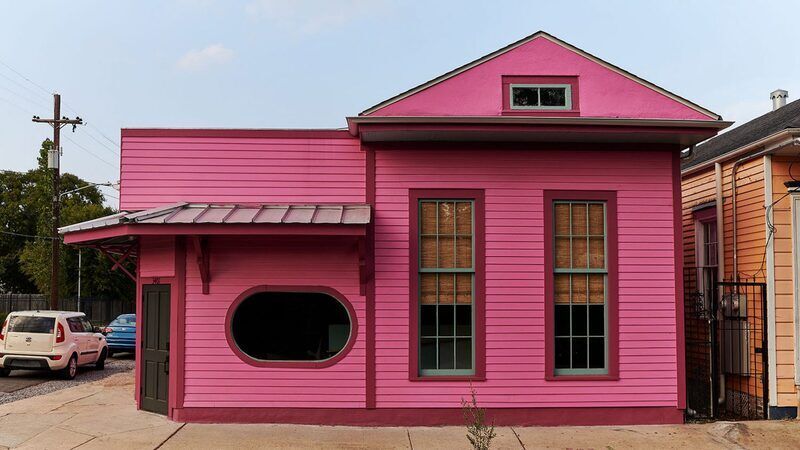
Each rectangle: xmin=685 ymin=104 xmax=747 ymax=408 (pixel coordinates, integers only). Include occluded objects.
xmin=0 ymin=294 xmax=134 ymax=326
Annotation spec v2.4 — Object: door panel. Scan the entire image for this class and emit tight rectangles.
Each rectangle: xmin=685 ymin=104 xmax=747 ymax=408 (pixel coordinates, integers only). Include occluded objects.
xmin=141 ymin=284 xmax=170 ymax=415
xmin=67 ymin=317 xmax=89 ymax=363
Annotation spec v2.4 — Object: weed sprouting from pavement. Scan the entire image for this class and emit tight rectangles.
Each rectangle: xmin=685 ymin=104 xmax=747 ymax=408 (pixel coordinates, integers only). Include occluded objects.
xmin=462 ymin=384 xmax=496 ymax=450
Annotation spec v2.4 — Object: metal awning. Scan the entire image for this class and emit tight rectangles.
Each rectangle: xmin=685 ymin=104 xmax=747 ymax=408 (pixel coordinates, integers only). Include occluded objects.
xmin=59 ymin=203 xmax=372 ymax=292
xmin=59 ymin=202 xmax=372 ymax=245
xmin=61 ymin=203 xmax=370 ymax=233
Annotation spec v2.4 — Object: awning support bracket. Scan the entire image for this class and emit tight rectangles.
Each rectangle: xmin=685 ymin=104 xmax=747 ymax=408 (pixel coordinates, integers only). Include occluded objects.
xmin=99 ymin=246 xmax=137 ymax=282
xmin=191 ymin=236 xmax=210 ymax=295
xmin=358 ymin=237 xmax=372 ymax=296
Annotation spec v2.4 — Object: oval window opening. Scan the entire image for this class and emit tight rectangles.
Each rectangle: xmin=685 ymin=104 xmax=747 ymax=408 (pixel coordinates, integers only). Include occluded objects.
xmin=231 ymin=291 xmax=352 ymax=362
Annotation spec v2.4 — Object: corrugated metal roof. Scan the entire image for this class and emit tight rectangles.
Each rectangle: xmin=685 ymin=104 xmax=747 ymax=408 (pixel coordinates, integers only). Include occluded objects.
xmin=59 ymin=203 xmax=371 ymax=234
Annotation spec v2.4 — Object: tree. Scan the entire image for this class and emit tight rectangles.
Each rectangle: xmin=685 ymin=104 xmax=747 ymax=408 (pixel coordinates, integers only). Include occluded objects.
xmin=1 ymin=139 xmax=133 ymax=301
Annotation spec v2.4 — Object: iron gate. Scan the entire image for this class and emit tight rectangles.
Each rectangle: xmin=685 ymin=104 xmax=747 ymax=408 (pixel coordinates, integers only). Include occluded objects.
xmin=684 ymin=269 xmax=768 ymax=420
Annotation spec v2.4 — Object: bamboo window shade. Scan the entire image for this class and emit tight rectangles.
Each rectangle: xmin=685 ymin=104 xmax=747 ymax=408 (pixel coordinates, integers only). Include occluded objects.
xmin=419 ymin=201 xmax=473 ymax=305
xmin=553 ymin=201 xmax=606 ymax=305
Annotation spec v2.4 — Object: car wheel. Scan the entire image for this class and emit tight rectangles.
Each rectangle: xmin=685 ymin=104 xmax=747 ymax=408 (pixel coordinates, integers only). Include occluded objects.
xmin=95 ymin=349 xmax=107 ymax=370
xmin=61 ymin=354 xmax=78 ymax=380
xmin=0 ymin=368 xmax=10 ymax=377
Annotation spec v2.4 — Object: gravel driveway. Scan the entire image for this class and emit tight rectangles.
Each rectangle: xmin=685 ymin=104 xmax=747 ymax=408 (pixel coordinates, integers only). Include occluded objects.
xmin=0 ymin=355 xmax=134 ymax=406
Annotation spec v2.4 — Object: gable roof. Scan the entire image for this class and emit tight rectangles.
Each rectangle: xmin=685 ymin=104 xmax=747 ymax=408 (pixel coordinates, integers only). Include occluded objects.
xmin=360 ymin=31 xmax=720 ymax=120
xmin=682 ymin=98 xmax=800 ymax=170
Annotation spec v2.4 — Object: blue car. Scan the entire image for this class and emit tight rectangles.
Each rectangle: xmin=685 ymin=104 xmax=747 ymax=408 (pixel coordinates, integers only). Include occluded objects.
xmin=103 ymin=314 xmax=136 ymax=356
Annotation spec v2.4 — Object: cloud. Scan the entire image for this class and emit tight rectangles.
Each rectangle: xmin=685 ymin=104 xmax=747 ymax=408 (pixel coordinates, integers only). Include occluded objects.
xmin=175 ymin=44 xmax=235 ymax=71
xmin=245 ymin=0 xmax=387 ymax=34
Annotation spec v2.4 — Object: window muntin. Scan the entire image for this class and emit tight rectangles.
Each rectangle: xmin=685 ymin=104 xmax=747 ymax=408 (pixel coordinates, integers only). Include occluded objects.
xmin=701 ymin=221 xmax=718 ymax=268
xmin=418 ymin=200 xmax=475 ymax=376
xmin=553 ymin=201 xmax=608 ymax=375
xmin=230 ymin=291 xmax=352 ymax=362
xmin=510 ymin=84 xmax=572 ymax=110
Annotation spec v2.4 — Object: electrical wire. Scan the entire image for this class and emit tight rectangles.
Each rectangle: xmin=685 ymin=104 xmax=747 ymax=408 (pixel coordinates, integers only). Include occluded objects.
xmin=62 ymin=135 xmax=118 ymax=169
xmin=79 ymin=127 xmax=119 ymax=156
xmin=0 ymin=230 xmax=59 ymax=240
xmin=0 ymin=83 xmax=48 ymax=110
xmin=0 ymin=96 xmax=36 ymax=115
xmin=0 ymin=59 xmax=121 ymax=156
xmin=0 ymin=71 xmax=50 ymax=106
xmin=740 ymin=190 xmax=792 ymax=280
xmin=0 ymin=58 xmax=52 ymax=97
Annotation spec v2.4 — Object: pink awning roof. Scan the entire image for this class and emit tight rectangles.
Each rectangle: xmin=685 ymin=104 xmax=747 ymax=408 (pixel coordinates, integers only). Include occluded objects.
xmin=59 ymin=202 xmax=371 ymax=236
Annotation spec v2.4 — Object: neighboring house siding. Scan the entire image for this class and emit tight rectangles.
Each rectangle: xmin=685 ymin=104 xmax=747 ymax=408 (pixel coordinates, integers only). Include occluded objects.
xmin=119 ymin=133 xmax=364 ymax=210
xmin=722 ymin=158 xmax=766 ymax=282
xmin=770 ymin=156 xmax=797 ymax=406
xmin=373 ymin=145 xmax=679 ymax=408
xmin=681 ymin=157 xmax=769 ymax=407
xmin=681 ymin=168 xmax=716 ymax=269
xmin=180 ymin=236 xmax=366 ymax=408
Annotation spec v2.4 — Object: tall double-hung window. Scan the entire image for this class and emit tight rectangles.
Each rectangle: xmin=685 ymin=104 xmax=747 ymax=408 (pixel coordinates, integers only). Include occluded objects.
xmin=411 ymin=190 xmax=485 ymax=380
xmin=546 ymin=191 xmax=618 ymax=379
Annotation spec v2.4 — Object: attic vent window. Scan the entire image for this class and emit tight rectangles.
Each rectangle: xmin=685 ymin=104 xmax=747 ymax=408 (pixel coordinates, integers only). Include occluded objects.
xmin=510 ymin=84 xmax=572 ymax=110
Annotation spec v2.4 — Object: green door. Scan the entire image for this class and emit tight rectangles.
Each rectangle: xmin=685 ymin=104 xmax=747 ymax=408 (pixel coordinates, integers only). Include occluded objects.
xmin=141 ymin=284 xmax=170 ymax=415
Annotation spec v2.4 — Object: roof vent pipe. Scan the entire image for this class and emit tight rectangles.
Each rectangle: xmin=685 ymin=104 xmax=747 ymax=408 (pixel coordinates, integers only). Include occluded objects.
xmin=771 ymin=89 xmax=788 ymax=111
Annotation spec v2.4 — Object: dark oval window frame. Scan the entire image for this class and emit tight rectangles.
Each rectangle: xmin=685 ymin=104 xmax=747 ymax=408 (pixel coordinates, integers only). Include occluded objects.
xmin=225 ymin=285 xmax=359 ymax=369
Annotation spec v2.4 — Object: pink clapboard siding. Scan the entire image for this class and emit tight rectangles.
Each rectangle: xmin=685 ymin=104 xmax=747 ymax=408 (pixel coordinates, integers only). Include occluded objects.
xmin=369 ymin=36 xmax=711 ymax=120
xmin=139 ymin=236 xmax=175 ymax=277
xmin=181 ymin=236 xmax=366 ymax=408
xmin=119 ymin=131 xmax=364 ymax=211
xmin=373 ymin=145 xmax=678 ymax=408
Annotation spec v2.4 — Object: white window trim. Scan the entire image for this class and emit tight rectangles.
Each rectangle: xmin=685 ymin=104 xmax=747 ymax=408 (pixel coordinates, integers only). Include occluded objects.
xmin=509 ymin=83 xmax=573 ymax=110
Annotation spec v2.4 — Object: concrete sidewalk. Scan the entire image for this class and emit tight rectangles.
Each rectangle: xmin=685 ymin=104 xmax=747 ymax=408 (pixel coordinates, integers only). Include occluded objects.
xmin=1 ymin=372 xmax=799 ymax=449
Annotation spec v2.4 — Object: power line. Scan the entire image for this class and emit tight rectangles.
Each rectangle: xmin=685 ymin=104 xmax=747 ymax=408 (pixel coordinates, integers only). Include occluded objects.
xmin=0 ymin=59 xmax=120 ymax=152
xmin=0 ymin=230 xmax=59 ymax=241
xmin=78 ymin=127 xmax=119 ymax=156
xmin=85 ymin=122 xmax=120 ymax=148
xmin=0 ymin=82 xmax=49 ymax=110
xmin=63 ymin=135 xmax=118 ymax=169
xmin=0 ymin=96 xmax=36 ymax=115
xmin=0 ymin=70 xmax=50 ymax=105
xmin=0 ymin=58 xmax=52 ymax=97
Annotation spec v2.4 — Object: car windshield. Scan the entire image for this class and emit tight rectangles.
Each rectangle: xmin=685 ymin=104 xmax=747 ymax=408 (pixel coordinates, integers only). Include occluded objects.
xmin=8 ymin=316 xmax=56 ymax=334
xmin=111 ymin=315 xmax=136 ymax=326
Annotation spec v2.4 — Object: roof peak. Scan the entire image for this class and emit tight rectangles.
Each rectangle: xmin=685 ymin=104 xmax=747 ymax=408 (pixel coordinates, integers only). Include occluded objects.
xmin=360 ymin=31 xmax=720 ymax=120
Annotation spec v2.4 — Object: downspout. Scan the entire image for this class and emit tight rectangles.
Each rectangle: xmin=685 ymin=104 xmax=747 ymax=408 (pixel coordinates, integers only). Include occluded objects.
xmin=715 ymin=163 xmax=725 ymax=285
xmin=715 ymin=163 xmax=726 ymax=405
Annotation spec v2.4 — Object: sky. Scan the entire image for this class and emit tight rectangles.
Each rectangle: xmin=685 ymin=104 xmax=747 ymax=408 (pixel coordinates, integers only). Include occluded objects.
xmin=1 ymin=0 xmax=798 ymax=209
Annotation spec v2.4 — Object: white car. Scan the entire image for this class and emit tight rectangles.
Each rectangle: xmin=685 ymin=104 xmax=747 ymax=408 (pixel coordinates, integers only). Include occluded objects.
xmin=0 ymin=311 xmax=108 ymax=379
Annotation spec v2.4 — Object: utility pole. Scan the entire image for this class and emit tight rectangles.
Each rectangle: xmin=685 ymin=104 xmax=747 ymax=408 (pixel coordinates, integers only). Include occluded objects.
xmin=32 ymin=93 xmax=82 ymax=310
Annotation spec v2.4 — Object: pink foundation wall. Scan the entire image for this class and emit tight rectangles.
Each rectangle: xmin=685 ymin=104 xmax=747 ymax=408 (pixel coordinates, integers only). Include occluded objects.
xmin=373 ymin=145 xmax=679 ymax=408
xmin=369 ymin=37 xmax=711 ymax=120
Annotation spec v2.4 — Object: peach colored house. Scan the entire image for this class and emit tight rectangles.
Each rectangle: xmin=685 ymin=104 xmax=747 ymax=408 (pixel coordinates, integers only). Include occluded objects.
xmin=60 ymin=31 xmax=728 ymax=426
xmin=681 ymin=92 xmax=800 ymax=420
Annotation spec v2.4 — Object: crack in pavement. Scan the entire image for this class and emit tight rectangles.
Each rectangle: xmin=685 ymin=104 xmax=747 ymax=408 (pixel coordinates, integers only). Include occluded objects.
xmin=510 ymin=426 xmax=526 ymax=449
xmin=154 ymin=422 xmax=186 ymax=450
xmin=47 ymin=391 xmax=101 ymax=413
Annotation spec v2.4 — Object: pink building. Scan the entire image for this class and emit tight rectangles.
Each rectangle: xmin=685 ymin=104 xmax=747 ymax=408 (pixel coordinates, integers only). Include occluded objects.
xmin=60 ymin=32 xmax=730 ymax=426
